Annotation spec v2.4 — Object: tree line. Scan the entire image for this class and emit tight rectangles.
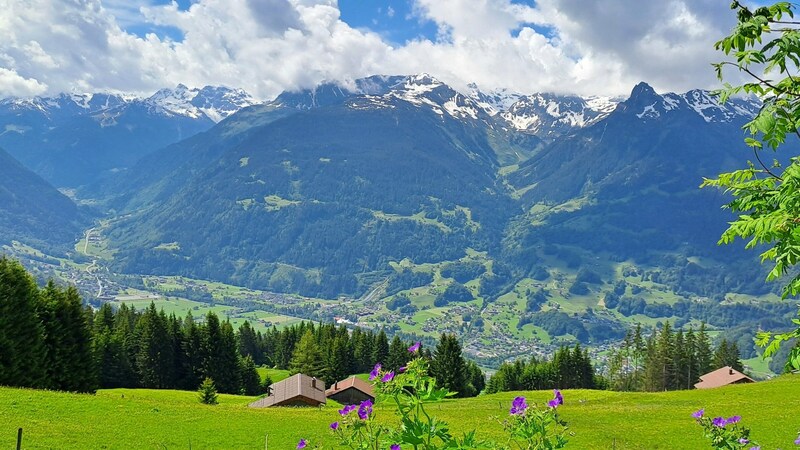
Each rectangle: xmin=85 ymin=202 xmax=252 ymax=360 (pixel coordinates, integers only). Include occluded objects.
xmin=606 ymin=322 xmax=743 ymax=392
xmin=264 ymin=323 xmax=485 ymax=397
xmin=485 ymin=344 xmax=600 ymax=393
xmin=0 ymin=257 xmax=484 ymax=397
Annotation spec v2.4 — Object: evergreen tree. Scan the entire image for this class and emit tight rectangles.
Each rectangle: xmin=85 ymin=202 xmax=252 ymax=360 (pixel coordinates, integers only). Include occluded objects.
xmin=352 ymin=330 xmax=374 ymax=373
xmin=202 ymin=312 xmax=241 ymax=394
xmin=237 ymin=321 xmax=262 ymax=364
xmin=239 ymin=355 xmax=261 ymax=396
xmin=430 ymin=333 xmax=467 ymax=397
xmin=671 ymin=329 xmax=688 ymax=391
xmin=713 ymin=339 xmax=744 ymax=372
xmin=198 ymin=377 xmax=218 ymax=405
xmin=684 ymin=328 xmax=700 ymax=390
xmin=39 ymin=283 xmax=96 ymax=392
xmin=324 ymin=336 xmax=349 ymax=386
xmin=182 ymin=312 xmax=204 ymax=389
xmin=0 ymin=257 xmax=47 ymax=388
xmin=289 ymin=330 xmax=325 ymax=378
xmin=387 ymin=335 xmax=410 ymax=371
xmin=135 ymin=303 xmax=175 ymax=388
xmin=109 ymin=304 xmax=138 ymax=388
xmin=372 ymin=330 xmax=390 ymax=366
xmin=464 ymin=360 xmax=485 ymax=396
xmin=696 ymin=323 xmax=713 ymax=375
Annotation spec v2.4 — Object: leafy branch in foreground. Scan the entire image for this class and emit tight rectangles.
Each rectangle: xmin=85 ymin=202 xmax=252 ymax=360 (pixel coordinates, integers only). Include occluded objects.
xmin=704 ymin=0 xmax=800 ymax=372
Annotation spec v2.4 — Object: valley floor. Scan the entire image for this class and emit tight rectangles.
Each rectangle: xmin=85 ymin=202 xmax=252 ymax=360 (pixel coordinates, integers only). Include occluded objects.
xmin=1 ymin=376 xmax=799 ymax=449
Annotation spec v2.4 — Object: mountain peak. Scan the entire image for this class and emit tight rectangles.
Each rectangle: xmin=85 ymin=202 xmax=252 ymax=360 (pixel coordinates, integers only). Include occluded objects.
xmin=629 ymin=82 xmax=658 ymax=100
xmin=146 ymin=85 xmax=259 ymax=122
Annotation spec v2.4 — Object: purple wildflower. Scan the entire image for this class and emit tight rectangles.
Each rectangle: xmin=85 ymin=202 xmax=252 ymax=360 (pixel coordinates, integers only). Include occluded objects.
xmin=381 ymin=371 xmax=395 ymax=382
xmin=691 ymin=408 xmax=704 ymax=419
xmin=408 ymin=342 xmax=421 ymax=353
xmin=398 ymin=365 xmax=407 ymax=374
xmin=738 ymin=438 xmax=749 ymax=445
xmin=750 ymin=447 xmax=760 ymax=450
xmin=357 ymin=399 xmax=373 ymax=420
xmin=339 ymin=404 xmax=357 ymax=416
xmin=297 ymin=438 xmax=307 ymax=449
xmin=330 ymin=422 xmax=339 ymax=430
xmin=548 ymin=399 xmax=560 ymax=408
xmin=712 ymin=417 xmax=727 ymax=428
xmin=510 ymin=396 xmax=528 ymax=415
xmin=369 ymin=363 xmax=381 ymax=381
xmin=553 ymin=389 xmax=564 ymax=406
xmin=726 ymin=415 xmax=741 ymax=425
xmin=795 ymin=436 xmax=800 ymax=445
xmin=390 ymin=445 xmax=401 ymax=450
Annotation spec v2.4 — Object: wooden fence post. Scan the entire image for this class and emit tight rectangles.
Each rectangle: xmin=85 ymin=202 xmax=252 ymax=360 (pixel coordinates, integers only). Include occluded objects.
xmin=16 ymin=428 xmax=22 ymax=450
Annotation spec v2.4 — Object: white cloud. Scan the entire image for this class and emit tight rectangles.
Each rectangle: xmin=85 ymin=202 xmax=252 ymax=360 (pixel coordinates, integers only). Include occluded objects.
xmin=0 ymin=68 xmax=48 ymax=96
xmin=0 ymin=0 xmax=741 ymax=99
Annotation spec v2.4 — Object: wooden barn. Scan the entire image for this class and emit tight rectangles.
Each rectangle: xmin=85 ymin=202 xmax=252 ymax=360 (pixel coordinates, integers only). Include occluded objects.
xmin=248 ymin=373 xmax=326 ymax=408
xmin=326 ymin=376 xmax=375 ymax=405
xmin=694 ymin=366 xmax=755 ymax=389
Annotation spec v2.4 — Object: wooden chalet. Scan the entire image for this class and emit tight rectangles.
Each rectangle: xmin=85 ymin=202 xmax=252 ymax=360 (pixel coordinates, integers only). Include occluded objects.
xmin=694 ymin=366 xmax=755 ymax=389
xmin=326 ymin=376 xmax=375 ymax=405
xmin=248 ymin=373 xmax=326 ymax=408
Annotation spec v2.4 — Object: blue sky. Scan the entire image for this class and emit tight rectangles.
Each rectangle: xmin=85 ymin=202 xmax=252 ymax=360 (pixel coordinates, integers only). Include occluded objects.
xmin=338 ymin=0 xmax=439 ymax=45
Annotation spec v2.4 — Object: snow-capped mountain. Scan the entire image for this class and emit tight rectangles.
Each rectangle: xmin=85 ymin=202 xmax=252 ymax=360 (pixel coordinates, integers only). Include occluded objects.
xmin=622 ymin=82 xmax=760 ymax=123
xmin=498 ymin=93 xmax=620 ymax=139
xmin=466 ymin=83 xmax=522 ymax=116
xmin=0 ymin=85 xmax=259 ymax=188
xmin=346 ymin=74 xmax=495 ymax=124
xmin=147 ymin=84 xmax=261 ymax=122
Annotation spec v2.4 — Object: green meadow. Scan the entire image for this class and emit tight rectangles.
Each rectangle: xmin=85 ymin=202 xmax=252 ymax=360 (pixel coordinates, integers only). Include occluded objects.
xmin=1 ymin=376 xmax=799 ymax=449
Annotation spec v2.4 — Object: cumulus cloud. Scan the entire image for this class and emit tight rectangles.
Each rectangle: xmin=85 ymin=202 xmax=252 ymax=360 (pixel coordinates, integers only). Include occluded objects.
xmin=0 ymin=0 xmax=742 ymax=99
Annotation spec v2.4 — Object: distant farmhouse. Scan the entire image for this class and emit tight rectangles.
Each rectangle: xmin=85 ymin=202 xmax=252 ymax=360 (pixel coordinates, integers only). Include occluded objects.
xmin=249 ymin=373 xmax=326 ymax=408
xmin=694 ymin=366 xmax=755 ymax=389
xmin=326 ymin=376 xmax=375 ymax=405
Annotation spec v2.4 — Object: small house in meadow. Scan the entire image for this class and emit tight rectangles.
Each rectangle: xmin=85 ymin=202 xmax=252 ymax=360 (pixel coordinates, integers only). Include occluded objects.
xmin=326 ymin=376 xmax=375 ymax=405
xmin=694 ymin=366 xmax=755 ymax=389
xmin=248 ymin=373 xmax=326 ymax=407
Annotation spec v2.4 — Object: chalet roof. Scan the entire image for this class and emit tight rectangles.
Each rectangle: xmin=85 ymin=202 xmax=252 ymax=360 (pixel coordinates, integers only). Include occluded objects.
xmin=325 ymin=376 xmax=375 ymax=398
xmin=694 ymin=366 xmax=755 ymax=389
xmin=248 ymin=373 xmax=326 ymax=407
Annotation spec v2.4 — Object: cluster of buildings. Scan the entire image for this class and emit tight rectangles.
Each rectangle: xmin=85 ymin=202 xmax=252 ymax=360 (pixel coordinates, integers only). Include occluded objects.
xmin=249 ymin=374 xmax=374 ymax=408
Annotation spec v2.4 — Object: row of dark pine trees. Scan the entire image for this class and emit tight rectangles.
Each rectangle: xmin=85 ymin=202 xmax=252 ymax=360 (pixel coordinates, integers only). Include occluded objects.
xmin=606 ymin=322 xmax=743 ymax=392
xmin=485 ymin=344 xmax=599 ymax=393
xmin=1 ymin=258 xmax=481 ymax=396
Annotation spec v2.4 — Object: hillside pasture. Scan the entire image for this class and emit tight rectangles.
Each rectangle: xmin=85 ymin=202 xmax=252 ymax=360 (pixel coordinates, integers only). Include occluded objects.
xmin=1 ymin=376 xmax=799 ymax=449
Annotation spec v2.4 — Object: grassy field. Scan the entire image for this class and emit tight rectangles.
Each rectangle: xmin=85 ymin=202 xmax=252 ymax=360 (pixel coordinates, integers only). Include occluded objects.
xmin=1 ymin=376 xmax=799 ymax=449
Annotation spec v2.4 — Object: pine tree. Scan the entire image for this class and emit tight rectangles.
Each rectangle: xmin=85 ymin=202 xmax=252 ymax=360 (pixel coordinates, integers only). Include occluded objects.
xmin=135 ymin=303 xmax=175 ymax=388
xmin=672 ymin=329 xmax=687 ymax=391
xmin=387 ymin=335 xmax=410 ymax=372
xmin=713 ymin=339 xmax=745 ymax=372
xmin=239 ymin=355 xmax=261 ymax=396
xmin=696 ymin=323 xmax=713 ymax=375
xmin=430 ymin=333 xmax=467 ymax=397
xmin=324 ymin=336 xmax=349 ymax=386
xmin=684 ymin=328 xmax=700 ymax=390
xmin=202 ymin=317 xmax=241 ymax=394
xmin=372 ymin=330 xmax=390 ymax=366
xmin=39 ymin=283 xmax=96 ymax=392
xmin=110 ymin=304 xmax=138 ymax=388
xmin=237 ymin=321 xmax=262 ymax=364
xmin=0 ymin=257 xmax=47 ymax=388
xmin=198 ymin=377 xmax=218 ymax=405
xmin=289 ymin=330 xmax=325 ymax=378
xmin=182 ymin=312 xmax=204 ymax=389
xmin=464 ymin=360 xmax=485 ymax=396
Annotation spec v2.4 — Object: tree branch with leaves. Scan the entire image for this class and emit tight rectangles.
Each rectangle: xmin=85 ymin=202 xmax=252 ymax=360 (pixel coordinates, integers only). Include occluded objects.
xmin=702 ymin=1 xmax=800 ymax=373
